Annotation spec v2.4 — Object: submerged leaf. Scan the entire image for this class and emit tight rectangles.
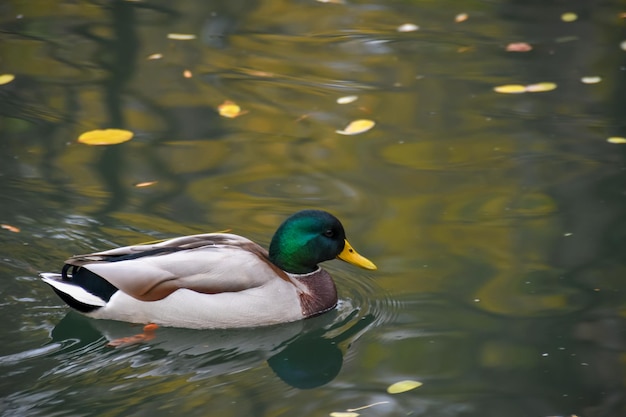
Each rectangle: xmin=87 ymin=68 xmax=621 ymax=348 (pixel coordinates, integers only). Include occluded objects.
xmin=386 ymin=379 xmax=423 ymax=394
xmin=78 ymin=129 xmax=134 ymax=146
xmin=0 ymin=74 xmax=15 ymax=85
xmin=336 ymin=119 xmax=375 ymax=135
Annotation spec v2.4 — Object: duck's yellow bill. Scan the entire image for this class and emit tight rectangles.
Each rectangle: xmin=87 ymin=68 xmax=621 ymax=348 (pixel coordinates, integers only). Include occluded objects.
xmin=337 ymin=239 xmax=377 ymax=270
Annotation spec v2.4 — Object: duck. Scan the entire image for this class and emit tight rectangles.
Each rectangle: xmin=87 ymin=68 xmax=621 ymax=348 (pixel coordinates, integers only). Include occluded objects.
xmin=41 ymin=210 xmax=377 ymax=329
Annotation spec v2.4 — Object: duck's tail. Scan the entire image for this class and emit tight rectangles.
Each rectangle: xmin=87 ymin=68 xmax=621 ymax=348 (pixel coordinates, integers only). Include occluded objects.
xmin=41 ymin=273 xmax=107 ymax=313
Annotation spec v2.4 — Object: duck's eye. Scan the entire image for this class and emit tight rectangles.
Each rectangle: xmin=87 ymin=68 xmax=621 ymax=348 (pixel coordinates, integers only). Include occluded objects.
xmin=324 ymin=229 xmax=334 ymax=238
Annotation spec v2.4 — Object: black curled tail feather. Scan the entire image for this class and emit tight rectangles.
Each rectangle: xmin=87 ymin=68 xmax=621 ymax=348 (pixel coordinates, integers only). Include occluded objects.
xmin=61 ymin=264 xmax=119 ymax=304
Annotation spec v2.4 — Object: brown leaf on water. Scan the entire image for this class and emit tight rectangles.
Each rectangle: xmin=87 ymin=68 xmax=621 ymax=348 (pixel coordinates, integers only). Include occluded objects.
xmin=506 ymin=42 xmax=532 ymax=52
xmin=134 ymin=181 xmax=158 ymax=188
xmin=1 ymin=224 xmax=20 ymax=233
xmin=455 ymin=13 xmax=468 ymax=23
xmin=78 ymin=129 xmax=134 ymax=146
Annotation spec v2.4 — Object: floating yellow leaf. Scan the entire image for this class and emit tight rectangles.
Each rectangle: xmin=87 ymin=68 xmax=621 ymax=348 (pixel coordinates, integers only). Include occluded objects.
xmin=329 ymin=413 xmax=359 ymax=417
xmin=218 ymin=100 xmax=247 ymax=118
xmin=167 ymin=33 xmax=196 ymax=40
xmin=561 ymin=12 xmax=578 ymax=22
xmin=337 ymin=95 xmax=358 ymax=104
xmin=493 ymin=84 xmax=527 ymax=94
xmin=183 ymin=69 xmax=193 ymax=78
xmin=336 ymin=119 xmax=375 ymax=135
xmin=620 ymin=40 xmax=626 ymax=51
xmin=147 ymin=53 xmax=163 ymax=60
xmin=78 ymin=129 xmax=134 ymax=146
xmin=397 ymin=23 xmax=419 ymax=32
xmin=0 ymin=74 xmax=15 ymax=85
xmin=386 ymin=380 xmax=423 ymax=394
xmin=525 ymin=82 xmax=557 ymax=92
xmin=1 ymin=224 xmax=20 ymax=233
xmin=607 ymin=137 xmax=626 ymax=144
xmin=581 ymin=76 xmax=601 ymax=84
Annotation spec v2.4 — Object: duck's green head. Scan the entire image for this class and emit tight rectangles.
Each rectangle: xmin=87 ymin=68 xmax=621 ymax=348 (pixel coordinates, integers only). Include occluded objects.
xmin=269 ymin=210 xmax=377 ymax=274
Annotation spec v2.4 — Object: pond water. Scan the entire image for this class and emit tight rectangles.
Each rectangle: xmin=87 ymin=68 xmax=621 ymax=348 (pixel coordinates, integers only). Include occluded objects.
xmin=1 ymin=1 xmax=626 ymax=416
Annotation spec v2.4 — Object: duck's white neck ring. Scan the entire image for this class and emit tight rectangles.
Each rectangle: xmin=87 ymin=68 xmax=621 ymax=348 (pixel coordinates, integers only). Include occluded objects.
xmin=287 ymin=267 xmax=322 ymax=279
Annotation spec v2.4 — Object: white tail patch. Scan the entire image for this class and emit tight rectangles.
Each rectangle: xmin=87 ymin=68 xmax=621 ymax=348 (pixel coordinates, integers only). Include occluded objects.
xmin=41 ymin=274 xmax=107 ymax=307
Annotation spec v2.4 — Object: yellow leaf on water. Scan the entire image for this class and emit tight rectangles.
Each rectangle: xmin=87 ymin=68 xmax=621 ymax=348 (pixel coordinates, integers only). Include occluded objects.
xmin=329 ymin=413 xmax=359 ymax=417
xmin=337 ymin=95 xmax=358 ymax=104
xmin=0 ymin=74 xmax=15 ymax=85
xmin=183 ymin=69 xmax=193 ymax=78
xmin=581 ymin=76 xmax=602 ymax=84
xmin=620 ymin=40 xmax=626 ymax=51
xmin=78 ymin=129 xmax=134 ymax=146
xmin=218 ymin=100 xmax=246 ymax=118
xmin=336 ymin=119 xmax=375 ymax=135
xmin=561 ymin=12 xmax=578 ymax=22
xmin=493 ymin=84 xmax=527 ymax=94
xmin=525 ymin=82 xmax=557 ymax=92
xmin=386 ymin=380 xmax=423 ymax=394
xmin=167 ymin=33 xmax=196 ymax=40
xmin=146 ymin=53 xmax=163 ymax=60
xmin=607 ymin=137 xmax=626 ymax=144
xmin=397 ymin=23 xmax=419 ymax=32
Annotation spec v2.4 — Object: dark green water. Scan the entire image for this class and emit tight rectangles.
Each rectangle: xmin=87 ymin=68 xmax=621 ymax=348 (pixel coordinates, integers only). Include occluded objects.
xmin=1 ymin=1 xmax=626 ymax=416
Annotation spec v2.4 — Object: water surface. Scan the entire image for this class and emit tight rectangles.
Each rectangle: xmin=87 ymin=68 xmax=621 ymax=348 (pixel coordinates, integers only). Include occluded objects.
xmin=1 ymin=1 xmax=625 ymax=416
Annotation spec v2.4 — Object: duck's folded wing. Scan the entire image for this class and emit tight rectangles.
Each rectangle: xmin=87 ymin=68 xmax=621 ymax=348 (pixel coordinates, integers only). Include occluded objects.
xmin=65 ymin=233 xmax=286 ymax=301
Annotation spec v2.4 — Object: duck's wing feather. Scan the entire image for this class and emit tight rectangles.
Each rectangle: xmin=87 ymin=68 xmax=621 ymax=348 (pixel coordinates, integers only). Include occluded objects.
xmin=65 ymin=233 xmax=287 ymax=301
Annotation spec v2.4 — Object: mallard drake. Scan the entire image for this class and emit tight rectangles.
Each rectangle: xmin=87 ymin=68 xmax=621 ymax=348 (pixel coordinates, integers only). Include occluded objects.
xmin=41 ymin=210 xmax=376 ymax=329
